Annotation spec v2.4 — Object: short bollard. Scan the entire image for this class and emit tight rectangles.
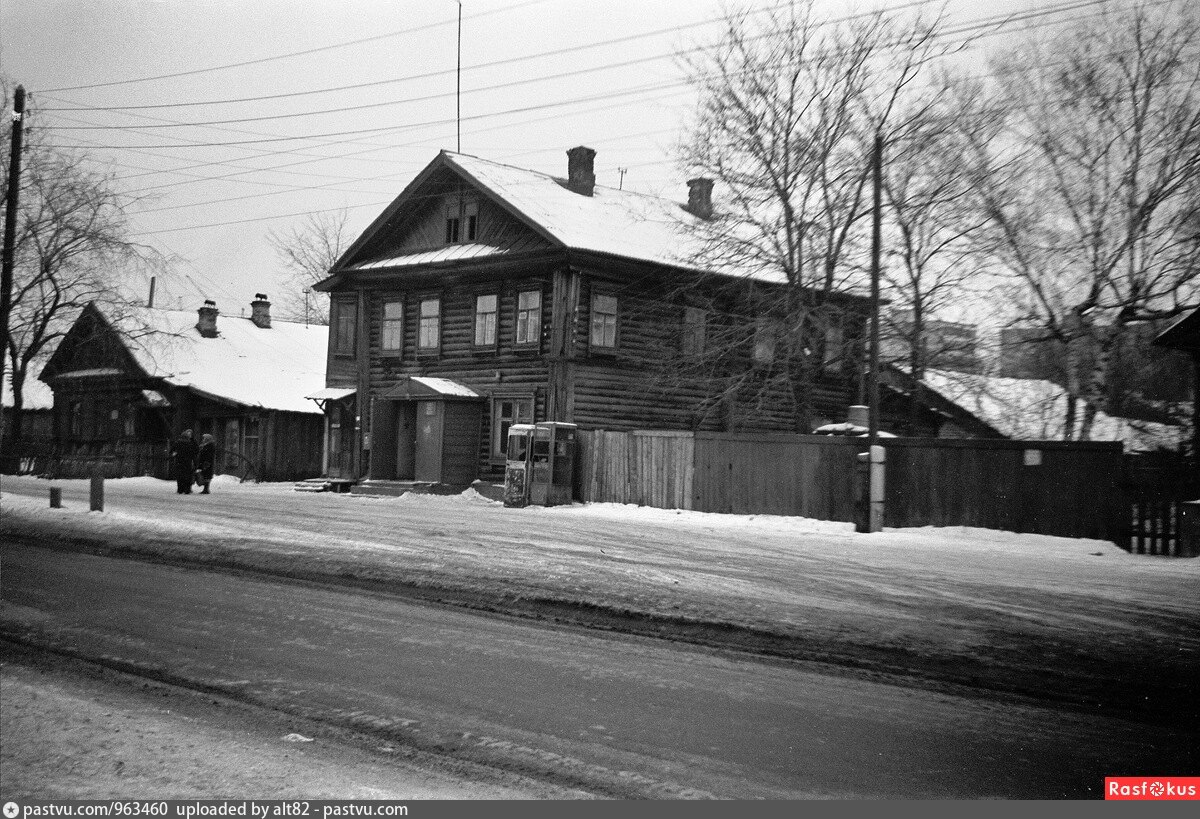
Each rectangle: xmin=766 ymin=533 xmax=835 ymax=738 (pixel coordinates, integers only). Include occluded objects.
xmin=89 ymin=473 xmax=104 ymax=512
xmin=49 ymin=487 xmax=62 ymax=508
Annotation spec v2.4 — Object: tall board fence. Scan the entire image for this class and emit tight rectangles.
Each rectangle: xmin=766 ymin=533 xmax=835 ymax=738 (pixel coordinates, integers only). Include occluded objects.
xmin=575 ymin=429 xmax=1134 ymax=544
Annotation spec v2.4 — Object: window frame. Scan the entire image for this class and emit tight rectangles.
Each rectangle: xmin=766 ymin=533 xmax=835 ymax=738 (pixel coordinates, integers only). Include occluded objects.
xmin=332 ymin=297 xmax=357 ymax=358
xmin=682 ymin=305 xmax=707 ymax=357
xmin=473 ymin=292 xmax=499 ymax=350
xmin=489 ymin=393 xmax=536 ymax=462
xmin=380 ymin=296 xmax=405 ymax=358
xmin=416 ymin=294 xmax=442 ymax=355
xmin=589 ymin=292 xmax=620 ymax=353
xmin=752 ymin=316 xmax=778 ymax=367
xmin=514 ymin=287 xmax=543 ymax=349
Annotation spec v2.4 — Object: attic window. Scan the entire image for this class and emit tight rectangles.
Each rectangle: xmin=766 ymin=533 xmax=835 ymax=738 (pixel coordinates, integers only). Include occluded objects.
xmin=445 ymin=199 xmax=479 ymax=244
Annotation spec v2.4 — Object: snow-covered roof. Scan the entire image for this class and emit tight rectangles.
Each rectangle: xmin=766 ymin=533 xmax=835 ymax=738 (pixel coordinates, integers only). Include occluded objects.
xmin=347 ymin=151 xmax=807 ymax=287
xmin=304 ymin=387 xmax=357 ymax=401
xmin=3 ymin=368 xmax=54 ymax=410
xmin=921 ymin=369 xmax=1188 ymax=451
xmin=410 ymin=376 xmax=481 ymax=398
xmin=105 ymin=306 xmax=328 ymax=415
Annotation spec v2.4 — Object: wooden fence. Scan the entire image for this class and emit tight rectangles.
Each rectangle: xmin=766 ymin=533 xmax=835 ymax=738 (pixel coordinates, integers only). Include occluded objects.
xmin=1123 ymin=453 xmax=1199 ymax=557
xmin=882 ymin=438 xmax=1127 ymax=542
xmin=576 ymin=430 xmax=695 ymax=509
xmin=575 ymin=429 xmax=1135 ymax=544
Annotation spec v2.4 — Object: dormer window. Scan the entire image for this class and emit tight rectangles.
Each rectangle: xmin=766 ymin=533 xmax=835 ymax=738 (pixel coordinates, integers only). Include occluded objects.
xmin=445 ymin=198 xmax=479 ymax=244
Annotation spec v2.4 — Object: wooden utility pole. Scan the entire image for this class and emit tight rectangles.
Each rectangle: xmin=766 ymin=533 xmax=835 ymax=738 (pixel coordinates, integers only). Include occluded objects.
xmin=868 ymin=133 xmax=883 ymax=447
xmin=1 ymin=84 xmax=26 ymax=394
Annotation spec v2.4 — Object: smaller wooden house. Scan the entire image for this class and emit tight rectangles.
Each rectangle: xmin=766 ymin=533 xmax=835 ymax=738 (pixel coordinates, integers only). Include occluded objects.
xmin=39 ymin=296 xmax=328 ymax=482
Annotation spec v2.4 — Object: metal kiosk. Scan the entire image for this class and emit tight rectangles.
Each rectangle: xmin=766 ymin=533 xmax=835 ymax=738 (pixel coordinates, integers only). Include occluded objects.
xmin=503 ymin=423 xmax=536 ymax=507
xmin=529 ymin=421 xmax=577 ymax=507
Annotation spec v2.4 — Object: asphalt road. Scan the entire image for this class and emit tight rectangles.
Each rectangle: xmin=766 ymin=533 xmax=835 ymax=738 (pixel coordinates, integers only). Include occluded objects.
xmin=3 ymin=542 xmax=1194 ymax=798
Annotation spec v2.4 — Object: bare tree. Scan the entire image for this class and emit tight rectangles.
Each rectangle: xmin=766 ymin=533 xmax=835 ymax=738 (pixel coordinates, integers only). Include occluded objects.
xmin=966 ymin=0 xmax=1200 ymax=440
xmin=675 ymin=0 xmax=952 ymax=431
xmin=266 ymin=210 xmax=351 ymax=326
xmin=2 ymin=84 xmax=159 ymax=442
xmin=880 ymin=77 xmax=999 ymax=430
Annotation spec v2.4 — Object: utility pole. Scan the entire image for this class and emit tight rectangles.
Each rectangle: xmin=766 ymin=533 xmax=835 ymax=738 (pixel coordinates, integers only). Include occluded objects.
xmin=856 ymin=132 xmax=886 ymax=535
xmin=868 ymin=133 xmax=883 ymax=448
xmin=1 ymin=84 xmax=26 ymax=395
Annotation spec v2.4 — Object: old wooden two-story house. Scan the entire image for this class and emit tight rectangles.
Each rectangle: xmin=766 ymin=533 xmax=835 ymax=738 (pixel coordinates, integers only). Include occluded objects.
xmin=40 ymin=296 xmax=328 ymax=481
xmin=313 ymin=147 xmax=959 ymax=488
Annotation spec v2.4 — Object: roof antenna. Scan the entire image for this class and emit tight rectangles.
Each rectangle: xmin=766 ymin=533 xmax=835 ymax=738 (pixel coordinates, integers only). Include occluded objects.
xmin=456 ymin=0 xmax=463 ymax=154
xmin=618 ymin=167 xmax=628 ymax=190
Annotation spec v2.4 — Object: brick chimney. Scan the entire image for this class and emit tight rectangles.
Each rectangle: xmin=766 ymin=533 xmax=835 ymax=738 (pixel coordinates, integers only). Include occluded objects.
xmin=566 ymin=146 xmax=596 ymax=196
xmin=196 ymin=300 xmax=218 ymax=338
xmin=250 ymin=293 xmax=271 ymax=329
xmin=686 ymin=177 xmax=714 ymax=219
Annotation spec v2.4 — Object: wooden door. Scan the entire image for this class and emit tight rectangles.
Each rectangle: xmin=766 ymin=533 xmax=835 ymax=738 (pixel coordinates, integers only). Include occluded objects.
xmin=414 ymin=400 xmax=443 ymax=483
xmin=396 ymin=403 xmax=417 ymax=480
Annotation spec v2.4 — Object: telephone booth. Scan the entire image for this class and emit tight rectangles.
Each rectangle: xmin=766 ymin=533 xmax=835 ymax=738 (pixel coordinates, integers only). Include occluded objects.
xmin=529 ymin=422 xmax=577 ymax=506
xmin=503 ymin=423 xmax=535 ymax=507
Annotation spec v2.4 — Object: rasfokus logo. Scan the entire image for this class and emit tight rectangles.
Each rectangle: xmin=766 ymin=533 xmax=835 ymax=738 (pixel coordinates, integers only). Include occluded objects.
xmin=1105 ymin=777 xmax=1200 ymax=800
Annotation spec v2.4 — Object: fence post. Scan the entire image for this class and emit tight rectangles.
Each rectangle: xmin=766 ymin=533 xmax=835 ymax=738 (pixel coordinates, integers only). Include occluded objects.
xmin=49 ymin=487 xmax=62 ymax=508
xmin=89 ymin=468 xmax=104 ymax=512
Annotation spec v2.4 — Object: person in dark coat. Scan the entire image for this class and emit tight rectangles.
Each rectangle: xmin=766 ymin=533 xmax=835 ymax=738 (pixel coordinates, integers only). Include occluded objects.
xmin=196 ymin=433 xmax=216 ymax=495
xmin=170 ymin=429 xmax=199 ymax=494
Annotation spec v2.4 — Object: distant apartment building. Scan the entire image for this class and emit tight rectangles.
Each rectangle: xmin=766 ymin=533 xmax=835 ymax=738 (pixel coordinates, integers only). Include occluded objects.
xmin=882 ymin=312 xmax=980 ymax=374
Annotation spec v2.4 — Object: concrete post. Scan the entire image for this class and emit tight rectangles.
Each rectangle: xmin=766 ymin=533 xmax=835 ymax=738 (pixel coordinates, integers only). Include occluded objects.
xmin=49 ymin=487 xmax=62 ymax=508
xmin=89 ymin=470 xmax=104 ymax=512
xmin=868 ymin=444 xmax=885 ymax=534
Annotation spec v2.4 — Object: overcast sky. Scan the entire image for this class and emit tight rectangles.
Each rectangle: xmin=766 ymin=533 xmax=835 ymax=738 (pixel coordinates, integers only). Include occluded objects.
xmin=1 ymin=0 xmax=1060 ymax=319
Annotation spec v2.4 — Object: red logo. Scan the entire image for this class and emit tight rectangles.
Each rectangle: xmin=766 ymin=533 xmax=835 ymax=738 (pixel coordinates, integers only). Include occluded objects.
xmin=1105 ymin=777 xmax=1200 ymax=800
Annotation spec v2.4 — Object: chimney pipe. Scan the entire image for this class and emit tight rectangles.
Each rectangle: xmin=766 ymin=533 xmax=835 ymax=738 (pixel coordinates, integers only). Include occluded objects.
xmin=250 ymin=293 xmax=272 ymax=329
xmin=196 ymin=300 xmax=218 ymax=338
xmin=566 ymin=146 xmax=596 ymax=196
xmin=686 ymin=178 xmax=714 ymax=219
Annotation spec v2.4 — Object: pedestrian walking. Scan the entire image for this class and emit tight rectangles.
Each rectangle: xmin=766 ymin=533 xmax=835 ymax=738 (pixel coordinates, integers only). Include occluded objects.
xmin=196 ymin=433 xmax=216 ymax=495
xmin=170 ymin=429 xmax=199 ymax=495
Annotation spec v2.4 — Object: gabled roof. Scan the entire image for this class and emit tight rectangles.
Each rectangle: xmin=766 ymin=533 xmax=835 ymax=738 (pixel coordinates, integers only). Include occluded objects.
xmin=43 ymin=304 xmax=328 ymax=415
xmin=382 ymin=376 xmax=482 ymax=401
xmin=920 ymin=368 xmax=1188 ymax=451
xmin=327 ymin=151 xmax=788 ymax=285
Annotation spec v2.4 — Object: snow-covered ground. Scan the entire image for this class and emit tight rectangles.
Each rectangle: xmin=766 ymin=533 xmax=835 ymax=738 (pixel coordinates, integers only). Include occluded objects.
xmin=2 ymin=474 xmax=1197 ymax=722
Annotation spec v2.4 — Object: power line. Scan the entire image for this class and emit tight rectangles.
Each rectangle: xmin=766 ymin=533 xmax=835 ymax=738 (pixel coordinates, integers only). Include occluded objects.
xmin=44 ymin=0 xmax=1100 ymax=133
xmin=35 ymin=0 xmax=551 ymax=94
xmin=36 ymin=0 xmax=1121 ymax=153
xmin=36 ymin=0 xmax=880 ymax=109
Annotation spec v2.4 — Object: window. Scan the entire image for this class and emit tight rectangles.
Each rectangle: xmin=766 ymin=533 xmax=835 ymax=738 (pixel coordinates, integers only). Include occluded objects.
xmin=474 ymin=294 xmax=498 ymax=347
xmin=491 ymin=396 xmax=534 ymax=460
xmin=444 ymin=202 xmax=460 ymax=244
xmin=381 ymin=299 xmax=404 ymax=355
xmin=515 ymin=289 xmax=541 ymax=346
xmin=418 ymin=297 xmax=441 ymax=351
xmin=333 ymin=298 xmax=356 ymax=356
xmin=242 ymin=416 xmax=261 ymax=467
xmin=465 ymin=200 xmax=478 ymax=242
xmin=682 ymin=306 xmax=706 ymax=356
xmin=69 ymin=401 xmax=83 ymax=437
xmin=590 ymin=293 xmax=618 ymax=349
xmin=753 ymin=317 xmax=777 ymax=365
xmin=823 ymin=324 xmax=845 ymax=372
xmin=445 ymin=199 xmax=478 ymax=244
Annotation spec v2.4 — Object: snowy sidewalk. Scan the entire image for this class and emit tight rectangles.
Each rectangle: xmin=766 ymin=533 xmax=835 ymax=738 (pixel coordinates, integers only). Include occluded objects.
xmin=2 ymin=474 xmax=1198 ymax=726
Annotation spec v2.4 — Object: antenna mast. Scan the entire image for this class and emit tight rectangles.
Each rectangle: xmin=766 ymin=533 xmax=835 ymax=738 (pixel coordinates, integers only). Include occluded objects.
xmin=456 ymin=1 xmax=463 ymax=153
